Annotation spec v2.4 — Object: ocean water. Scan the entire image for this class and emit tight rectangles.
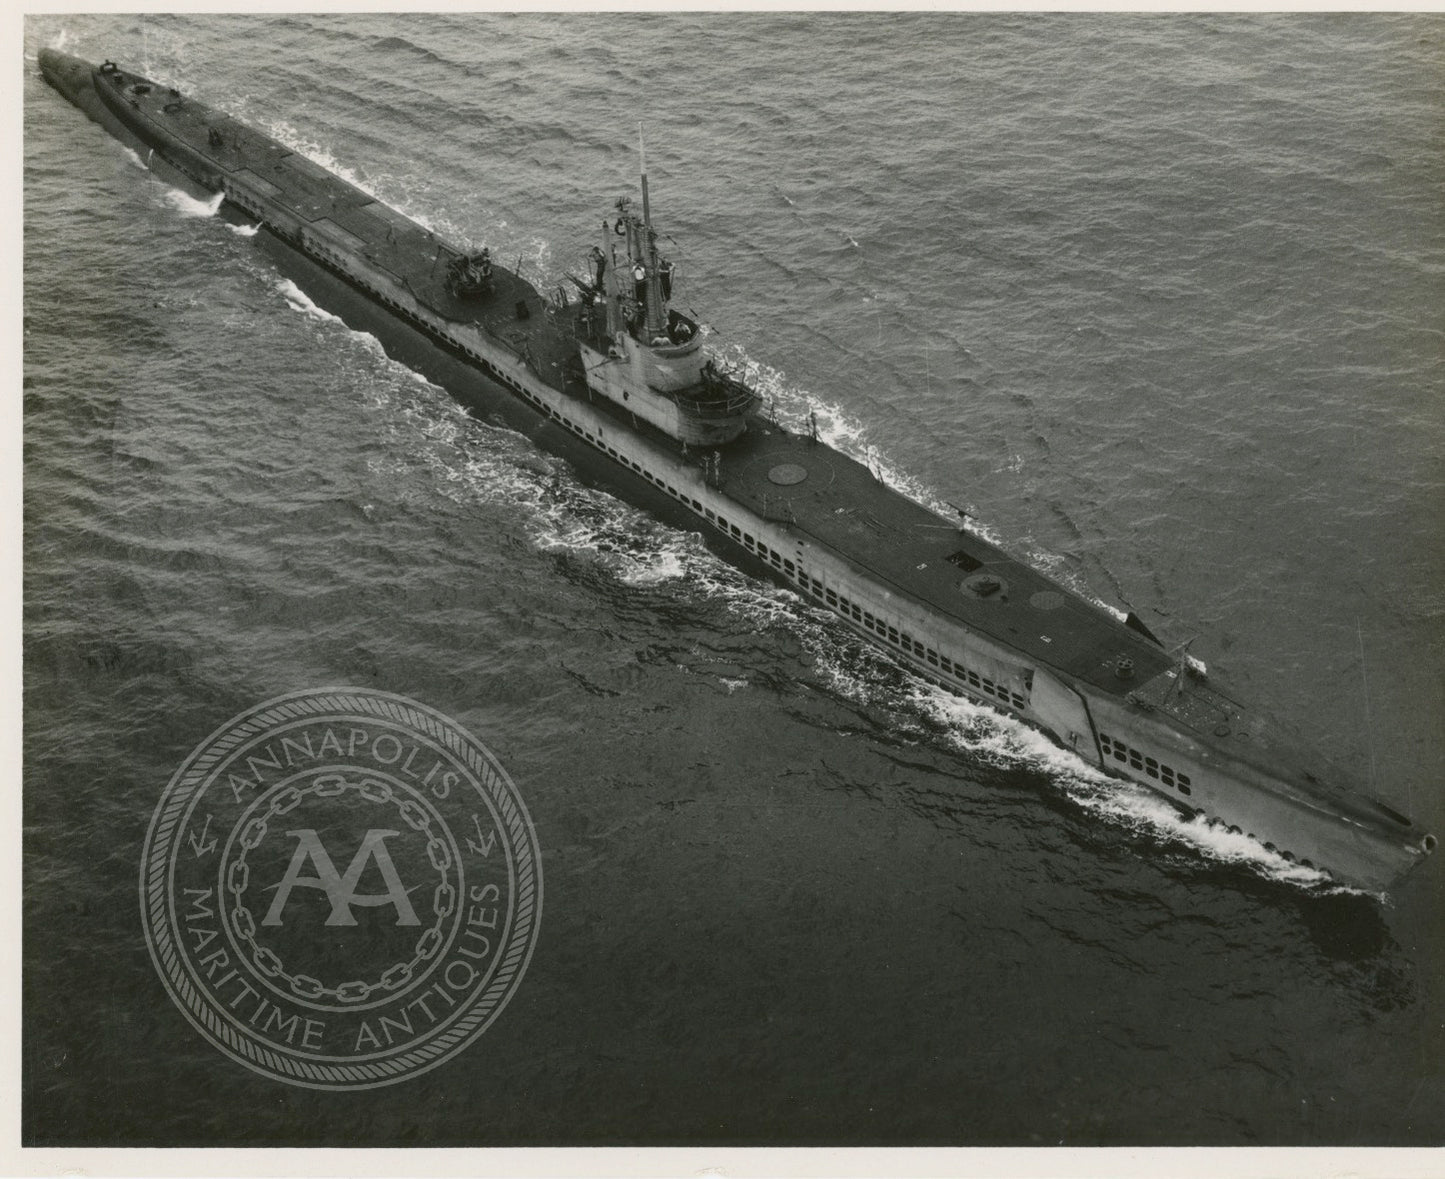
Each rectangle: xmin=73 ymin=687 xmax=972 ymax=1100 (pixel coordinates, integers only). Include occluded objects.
xmin=22 ymin=12 xmax=1444 ymax=1146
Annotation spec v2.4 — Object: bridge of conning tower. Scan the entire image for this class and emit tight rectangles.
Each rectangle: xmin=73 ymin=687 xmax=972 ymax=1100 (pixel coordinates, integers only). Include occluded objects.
xmin=568 ymin=136 xmax=759 ymax=446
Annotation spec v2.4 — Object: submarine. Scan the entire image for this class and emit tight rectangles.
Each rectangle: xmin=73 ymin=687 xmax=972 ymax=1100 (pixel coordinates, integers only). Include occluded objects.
xmin=37 ymin=47 xmax=1436 ymax=894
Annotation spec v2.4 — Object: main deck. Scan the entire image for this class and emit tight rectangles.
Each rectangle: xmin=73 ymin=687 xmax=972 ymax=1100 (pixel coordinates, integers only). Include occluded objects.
xmin=709 ymin=425 xmax=1176 ymax=698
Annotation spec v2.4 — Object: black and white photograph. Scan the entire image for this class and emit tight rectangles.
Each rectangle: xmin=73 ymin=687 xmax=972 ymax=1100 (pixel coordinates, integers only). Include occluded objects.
xmin=18 ymin=6 xmax=1445 ymax=1167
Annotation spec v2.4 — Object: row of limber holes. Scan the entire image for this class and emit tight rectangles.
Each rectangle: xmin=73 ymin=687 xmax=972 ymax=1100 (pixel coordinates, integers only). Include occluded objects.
xmin=1099 ymin=732 xmax=1193 ymax=793
xmin=278 ymin=232 xmax=1036 ymax=719
xmin=1098 ymin=731 xmax=1315 ymax=868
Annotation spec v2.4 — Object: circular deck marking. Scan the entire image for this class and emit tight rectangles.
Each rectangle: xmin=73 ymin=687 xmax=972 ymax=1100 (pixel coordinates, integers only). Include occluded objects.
xmin=767 ymin=462 xmax=809 ymax=486
xmin=1029 ymin=591 xmax=1064 ymax=611
xmin=140 ymin=687 xmax=542 ymax=1090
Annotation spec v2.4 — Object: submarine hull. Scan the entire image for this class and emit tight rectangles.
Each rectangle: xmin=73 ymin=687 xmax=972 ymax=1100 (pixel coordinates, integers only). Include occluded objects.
xmin=36 ymin=48 xmax=1436 ymax=894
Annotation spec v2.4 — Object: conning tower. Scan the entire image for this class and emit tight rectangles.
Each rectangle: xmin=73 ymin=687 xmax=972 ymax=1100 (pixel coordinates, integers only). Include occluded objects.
xmin=570 ymin=132 xmax=759 ymax=446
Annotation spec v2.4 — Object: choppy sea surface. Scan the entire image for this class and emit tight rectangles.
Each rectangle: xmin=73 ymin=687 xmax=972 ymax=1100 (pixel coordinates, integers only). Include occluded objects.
xmin=22 ymin=12 xmax=1445 ymax=1146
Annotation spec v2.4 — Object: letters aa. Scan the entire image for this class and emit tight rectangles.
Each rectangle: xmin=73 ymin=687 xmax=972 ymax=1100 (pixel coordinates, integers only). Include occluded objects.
xmin=263 ymin=829 xmax=421 ymax=927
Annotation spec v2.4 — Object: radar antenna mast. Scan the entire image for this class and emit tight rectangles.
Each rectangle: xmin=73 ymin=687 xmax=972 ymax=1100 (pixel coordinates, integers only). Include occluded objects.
xmin=638 ymin=123 xmax=666 ymax=339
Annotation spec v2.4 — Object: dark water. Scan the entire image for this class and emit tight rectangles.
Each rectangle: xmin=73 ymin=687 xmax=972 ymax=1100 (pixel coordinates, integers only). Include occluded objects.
xmin=23 ymin=12 xmax=1445 ymax=1146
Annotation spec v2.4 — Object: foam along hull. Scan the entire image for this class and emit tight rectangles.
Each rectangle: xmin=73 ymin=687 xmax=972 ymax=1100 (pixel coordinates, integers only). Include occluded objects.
xmin=37 ymin=48 xmax=1436 ymax=894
